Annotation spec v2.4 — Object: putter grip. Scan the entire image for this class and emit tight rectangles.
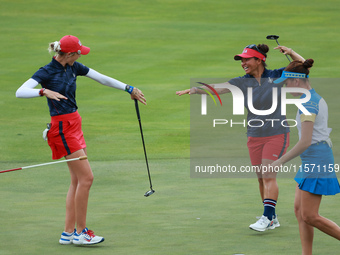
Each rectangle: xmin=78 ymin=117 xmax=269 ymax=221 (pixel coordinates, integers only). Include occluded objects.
xmin=134 ymin=99 xmax=141 ymax=120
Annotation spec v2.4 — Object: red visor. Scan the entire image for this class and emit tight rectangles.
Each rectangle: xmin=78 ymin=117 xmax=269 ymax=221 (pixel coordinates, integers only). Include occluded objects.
xmin=234 ymin=48 xmax=266 ymax=62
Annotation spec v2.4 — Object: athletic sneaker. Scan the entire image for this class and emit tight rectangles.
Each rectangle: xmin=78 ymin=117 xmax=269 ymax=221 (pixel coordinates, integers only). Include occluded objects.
xmin=249 ymin=215 xmax=273 ymax=232
xmin=59 ymin=229 xmax=76 ymax=244
xmin=256 ymin=214 xmax=280 ymax=230
xmin=73 ymin=228 xmax=104 ymax=245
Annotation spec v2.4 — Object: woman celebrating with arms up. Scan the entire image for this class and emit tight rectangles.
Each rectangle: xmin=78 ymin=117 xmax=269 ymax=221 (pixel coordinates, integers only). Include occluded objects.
xmin=272 ymin=59 xmax=340 ymax=255
xmin=177 ymin=43 xmax=305 ymax=231
xmin=16 ymin=35 xmax=146 ymax=245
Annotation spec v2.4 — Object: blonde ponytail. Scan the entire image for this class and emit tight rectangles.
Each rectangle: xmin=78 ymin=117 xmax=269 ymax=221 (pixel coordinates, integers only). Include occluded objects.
xmin=48 ymin=41 xmax=62 ymax=54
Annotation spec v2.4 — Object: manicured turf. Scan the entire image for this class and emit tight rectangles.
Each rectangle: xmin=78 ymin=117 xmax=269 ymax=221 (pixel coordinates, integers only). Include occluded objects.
xmin=1 ymin=0 xmax=339 ymax=254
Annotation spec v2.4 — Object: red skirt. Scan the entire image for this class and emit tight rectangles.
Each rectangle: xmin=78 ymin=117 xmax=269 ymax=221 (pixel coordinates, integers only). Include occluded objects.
xmin=47 ymin=111 xmax=86 ymax=160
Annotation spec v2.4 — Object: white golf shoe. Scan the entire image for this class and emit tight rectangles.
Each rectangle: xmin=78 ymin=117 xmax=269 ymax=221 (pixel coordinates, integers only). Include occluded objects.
xmin=73 ymin=228 xmax=104 ymax=245
xmin=256 ymin=214 xmax=280 ymax=230
xmin=249 ymin=215 xmax=273 ymax=232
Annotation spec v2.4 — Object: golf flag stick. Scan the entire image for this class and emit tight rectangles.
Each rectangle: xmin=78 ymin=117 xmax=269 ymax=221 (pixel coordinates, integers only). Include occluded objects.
xmin=134 ymin=99 xmax=155 ymax=197
xmin=0 ymin=156 xmax=88 ymax=174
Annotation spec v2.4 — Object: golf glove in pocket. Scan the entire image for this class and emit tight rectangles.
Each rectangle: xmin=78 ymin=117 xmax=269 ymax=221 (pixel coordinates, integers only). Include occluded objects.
xmin=42 ymin=123 xmax=51 ymax=141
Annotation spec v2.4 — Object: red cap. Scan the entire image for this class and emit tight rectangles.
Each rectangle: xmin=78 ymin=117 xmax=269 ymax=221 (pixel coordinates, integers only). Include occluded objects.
xmin=234 ymin=48 xmax=266 ymax=62
xmin=59 ymin=35 xmax=90 ymax=55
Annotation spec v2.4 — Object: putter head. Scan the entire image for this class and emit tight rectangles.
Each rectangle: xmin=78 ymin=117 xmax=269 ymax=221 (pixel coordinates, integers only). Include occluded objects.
xmin=144 ymin=189 xmax=155 ymax=197
xmin=266 ymin=35 xmax=279 ymax=40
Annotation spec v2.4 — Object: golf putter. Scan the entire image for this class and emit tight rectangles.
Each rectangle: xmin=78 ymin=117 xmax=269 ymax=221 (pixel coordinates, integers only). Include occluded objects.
xmin=266 ymin=35 xmax=291 ymax=62
xmin=134 ymin=99 xmax=155 ymax=197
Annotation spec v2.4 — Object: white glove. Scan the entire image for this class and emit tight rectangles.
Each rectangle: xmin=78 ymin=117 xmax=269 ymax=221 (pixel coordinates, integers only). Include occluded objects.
xmin=326 ymin=138 xmax=333 ymax=148
xmin=42 ymin=123 xmax=51 ymax=141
